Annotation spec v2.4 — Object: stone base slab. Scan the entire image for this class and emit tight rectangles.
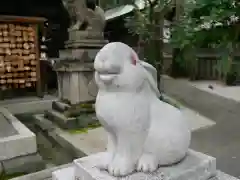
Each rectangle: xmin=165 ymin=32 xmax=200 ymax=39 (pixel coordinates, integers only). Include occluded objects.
xmin=213 ymin=171 xmax=240 ymax=180
xmin=0 ymin=95 xmax=57 ymax=114
xmin=53 ymin=168 xmax=240 ymax=180
xmin=59 ymin=49 xmax=99 ymax=63
xmin=34 ymin=114 xmax=55 ymax=131
xmin=64 ymin=39 xmax=108 ymax=49
xmin=74 ymin=150 xmax=216 ymax=180
xmin=53 ymin=150 xmax=217 ymax=180
xmin=54 ymin=62 xmax=94 ymax=72
xmin=9 ymin=163 xmax=72 ymax=180
xmin=68 ymin=30 xmax=105 ymax=42
xmin=39 ymin=111 xmax=98 ymax=130
xmin=9 ymin=164 xmax=240 ymax=180
xmin=0 ymin=162 xmax=3 ymax=174
xmin=52 ymin=166 xmax=75 ymax=180
xmin=2 ymin=153 xmax=45 ymax=175
xmin=0 ymin=108 xmax=37 ymax=161
xmin=43 ymin=111 xmax=77 ymax=130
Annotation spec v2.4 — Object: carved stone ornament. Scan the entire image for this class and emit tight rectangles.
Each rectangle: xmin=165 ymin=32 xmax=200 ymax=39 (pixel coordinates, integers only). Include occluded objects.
xmin=94 ymin=42 xmax=191 ymax=177
xmin=61 ymin=0 xmax=105 ymax=32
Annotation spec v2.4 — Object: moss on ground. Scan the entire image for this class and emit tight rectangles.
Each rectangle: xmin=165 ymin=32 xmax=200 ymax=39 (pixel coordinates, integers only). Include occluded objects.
xmin=0 ymin=171 xmax=27 ymax=180
xmin=67 ymin=122 xmax=101 ymax=134
xmin=15 ymin=111 xmax=101 ymax=134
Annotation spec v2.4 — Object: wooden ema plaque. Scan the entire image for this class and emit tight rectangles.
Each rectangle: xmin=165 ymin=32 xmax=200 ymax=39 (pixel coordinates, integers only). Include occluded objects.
xmin=0 ymin=16 xmax=46 ymax=98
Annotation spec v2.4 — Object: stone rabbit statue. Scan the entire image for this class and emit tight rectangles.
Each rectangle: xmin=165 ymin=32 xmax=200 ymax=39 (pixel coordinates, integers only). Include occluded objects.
xmin=94 ymin=42 xmax=191 ymax=177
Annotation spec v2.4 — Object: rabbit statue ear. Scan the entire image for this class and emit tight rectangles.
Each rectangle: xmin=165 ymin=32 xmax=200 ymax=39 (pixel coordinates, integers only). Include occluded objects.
xmin=139 ymin=61 xmax=161 ymax=97
xmin=129 ymin=48 xmax=139 ymax=66
xmin=128 ymin=47 xmax=160 ymax=97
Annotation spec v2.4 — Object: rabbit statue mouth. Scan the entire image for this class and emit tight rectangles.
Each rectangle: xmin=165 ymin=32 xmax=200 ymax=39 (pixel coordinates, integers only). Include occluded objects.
xmin=97 ymin=71 xmax=119 ymax=83
xmin=99 ymin=74 xmax=117 ymax=82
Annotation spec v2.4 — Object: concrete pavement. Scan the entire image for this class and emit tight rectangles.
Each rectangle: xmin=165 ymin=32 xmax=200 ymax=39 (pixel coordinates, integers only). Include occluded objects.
xmin=162 ymin=76 xmax=240 ymax=178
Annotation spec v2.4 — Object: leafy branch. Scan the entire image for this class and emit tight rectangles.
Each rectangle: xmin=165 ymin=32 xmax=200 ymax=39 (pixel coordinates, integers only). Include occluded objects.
xmin=171 ymin=0 xmax=240 ymax=79
xmin=125 ymin=0 xmax=173 ymax=43
xmin=171 ymin=0 xmax=240 ymax=49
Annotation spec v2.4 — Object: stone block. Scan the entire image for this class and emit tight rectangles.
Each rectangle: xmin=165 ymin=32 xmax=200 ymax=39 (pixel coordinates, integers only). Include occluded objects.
xmin=2 ymin=153 xmax=45 ymax=175
xmin=0 ymin=112 xmax=17 ymax=138
xmin=10 ymin=163 xmax=72 ymax=180
xmin=52 ymin=101 xmax=71 ymax=113
xmin=0 ymin=108 xmax=37 ymax=161
xmin=0 ymin=95 xmax=56 ymax=114
xmin=210 ymin=171 xmax=240 ymax=180
xmin=68 ymin=31 xmax=104 ymax=42
xmin=76 ymin=114 xmax=98 ymax=128
xmin=34 ymin=114 xmax=55 ymax=131
xmin=44 ymin=110 xmax=77 ymax=130
xmin=54 ymin=61 xmax=94 ymax=72
xmin=52 ymin=150 xmax=218 ymax=180
xmin=52 ymin=166 xmax=75 ymax=180
xmin=0 ymin=162 xmax=3 ymax=174
xmin=64 ymin=39 xmax=108 ymax=49
xmin=73 ymin=150 xmax=216 ymax=180
xmin=56 ymin=70 xmax=96 ymax=104
xmin=51 ymin=166 xmax=240 ymax=180
xmin=59 ymin=49 xmax=101 ymax=61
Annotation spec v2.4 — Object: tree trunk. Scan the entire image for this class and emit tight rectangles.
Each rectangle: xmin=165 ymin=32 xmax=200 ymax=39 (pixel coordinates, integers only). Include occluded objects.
xmin=171 ymin=0 xmax=184 ymax=77
xmin=154 ymin=10 xmax=164 ymax=94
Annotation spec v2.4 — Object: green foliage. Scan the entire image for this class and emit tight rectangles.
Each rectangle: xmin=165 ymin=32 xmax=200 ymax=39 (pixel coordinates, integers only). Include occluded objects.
xmin=171 ymin=0 xmax=240 ymax=78
xmin=125 ymin=0 xmax=171 ymax=42
xmin=125 ymin=5 xmax=152 ymax=41
xmin=125 ymin=0 xmax=171 ymax=66
xmin=125 ymin=0 xmax=240 ymax=78
xmin=171 ymin=0 xmax=240 ymax=49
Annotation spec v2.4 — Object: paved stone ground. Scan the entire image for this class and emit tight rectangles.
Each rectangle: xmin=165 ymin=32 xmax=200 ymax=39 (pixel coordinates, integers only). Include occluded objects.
xmin=0 ymin=95 xmax=57 ymax=114
xmin=190 ymin=80 xmax=240 ymax=102
xmin=162 ymin=76 xmax=240 ymax=178
xmin=0 ymin=113 xmax=17 ymax=138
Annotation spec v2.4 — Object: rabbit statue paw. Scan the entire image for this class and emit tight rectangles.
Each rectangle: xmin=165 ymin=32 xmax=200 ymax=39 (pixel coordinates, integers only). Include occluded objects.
xmin=94 ymin=42 xmax=191 ymax=177
xmin=108 ymin=156 xmax=135 ymax=176
xmin=95 ymin=152 xmax=113 ymax=170
xmin=95 ymin=135 xmax=115 ymax=170
xmin=137 ymin=154 xmax=159 ymax=173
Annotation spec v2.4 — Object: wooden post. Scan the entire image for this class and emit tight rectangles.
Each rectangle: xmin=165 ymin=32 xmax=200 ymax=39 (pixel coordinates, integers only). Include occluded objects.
xmin=33 ymin=24 xmax=43 ymax=98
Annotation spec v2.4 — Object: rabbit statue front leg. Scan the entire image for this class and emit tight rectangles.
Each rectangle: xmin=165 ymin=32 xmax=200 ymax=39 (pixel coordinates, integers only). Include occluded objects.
xmin=108 ymin=130 xmax=147 ymax=176
xmin=96 ymin=131 xmax=117 ymax=170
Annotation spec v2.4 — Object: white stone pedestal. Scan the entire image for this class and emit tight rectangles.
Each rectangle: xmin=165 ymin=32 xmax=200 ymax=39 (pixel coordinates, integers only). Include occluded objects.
xmin=52 ymin=150 xmax=219 ymax=180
